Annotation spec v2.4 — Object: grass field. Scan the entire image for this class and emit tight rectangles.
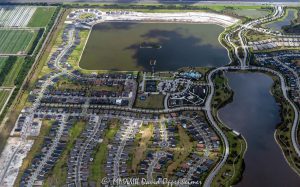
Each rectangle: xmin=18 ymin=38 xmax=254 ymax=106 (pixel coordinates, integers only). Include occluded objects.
xmin=27 ymin=7 xmax=57 ymax=27
xmin=0 ymin=90 xmax=12 ymax=112
xmin=89 ymin=119 xmax=119 ymax=186
xmin=233 ymin=9 xmax=270 ymax=19
xmin=2 ymin=58 xmax=24 ymax=87
xmin=0 ymin=30 xmax=36 ymax=54
xmin=131 ymin=124 xmax=153 ymax=173
xmin=0 ymin=57 xmax=8 ymax=70
xmin=134 ymin=94 xmax=165 ymax=109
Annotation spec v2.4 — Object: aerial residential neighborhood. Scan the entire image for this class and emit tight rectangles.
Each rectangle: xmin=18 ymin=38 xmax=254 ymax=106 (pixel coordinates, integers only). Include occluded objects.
xmin=0 ymin=0 xmax=299 ymax=187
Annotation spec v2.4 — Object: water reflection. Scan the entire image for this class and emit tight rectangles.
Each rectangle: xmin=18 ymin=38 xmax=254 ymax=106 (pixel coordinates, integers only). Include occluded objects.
xmin=219 ymin=72 xmax=300 ymax=187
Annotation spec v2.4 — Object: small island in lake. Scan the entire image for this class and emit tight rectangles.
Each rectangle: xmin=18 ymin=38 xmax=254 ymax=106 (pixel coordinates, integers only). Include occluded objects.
xmin=140 ymin=42 xmax=162 ymax=49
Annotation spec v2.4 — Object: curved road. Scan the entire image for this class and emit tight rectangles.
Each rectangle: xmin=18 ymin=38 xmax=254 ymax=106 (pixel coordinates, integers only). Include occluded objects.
xmin=204 ymin=5 xmax=300 ymax=186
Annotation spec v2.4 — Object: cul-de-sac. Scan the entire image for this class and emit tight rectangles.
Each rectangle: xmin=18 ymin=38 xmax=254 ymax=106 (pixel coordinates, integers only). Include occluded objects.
xmin=0 ymin=0 xmax=299 ymax=187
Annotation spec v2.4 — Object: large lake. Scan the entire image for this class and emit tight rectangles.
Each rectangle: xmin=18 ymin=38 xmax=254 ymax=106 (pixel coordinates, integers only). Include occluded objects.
xmin=219 ymin=72 xmax=300 ymax=187
xmin=79 ymin=22 xmax=228 ymax=71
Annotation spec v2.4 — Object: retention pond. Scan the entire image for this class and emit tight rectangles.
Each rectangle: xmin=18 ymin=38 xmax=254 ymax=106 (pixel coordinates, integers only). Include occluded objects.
xmin=79 ymin=22 xmax=228 ymax=71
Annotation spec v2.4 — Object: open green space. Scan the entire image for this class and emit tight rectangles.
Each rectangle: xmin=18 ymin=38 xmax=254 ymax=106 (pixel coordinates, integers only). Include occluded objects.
xmin=131 ymin=123 xmax=154 ymax=173
xmin=27 ymin=7 xmax=57 ymax=27
xmin=89 ymin=119 xmax=120 ymax=186
xmin=211 ymin=72 xmax=233 ymax=109
xmin=44 ymin=121 xmax=86 ymax=187
xmin=134 ymin=94 xmax=165 ymax=109
xmin=230 ymin=8 xmax=271 ymax=19
xmin=0 ymin=30 xmax=37 ymax=54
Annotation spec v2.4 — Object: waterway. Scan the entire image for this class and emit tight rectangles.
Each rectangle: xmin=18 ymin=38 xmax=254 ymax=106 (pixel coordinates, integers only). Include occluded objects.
xmin=265 ymin=9 xmax=297 ymax=31
xmin=219 ymin=72 xmax=300 ymax=187
xmin=79 ymin=22 xmax=228 ymax=71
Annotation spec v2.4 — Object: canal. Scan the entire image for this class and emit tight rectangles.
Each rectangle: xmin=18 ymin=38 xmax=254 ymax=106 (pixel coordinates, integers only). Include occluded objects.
xmin=219 ymin=72 xmax=300 ymax=187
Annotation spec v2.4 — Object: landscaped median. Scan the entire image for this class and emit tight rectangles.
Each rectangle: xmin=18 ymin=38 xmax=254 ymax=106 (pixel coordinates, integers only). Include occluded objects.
xmin=209 ymin=71 xmax=247 ymax=187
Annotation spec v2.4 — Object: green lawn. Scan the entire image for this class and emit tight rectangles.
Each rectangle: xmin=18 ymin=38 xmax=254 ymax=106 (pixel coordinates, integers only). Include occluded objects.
xmin=232 ymin=8 xmax=271 ymax=19
xmin=0 ymin=30 xmax=36 ymax=54
xmin=89 ymin=119 xmax=119 ymax=186
xmin=134 ymin=94 xmax=165 ymax=109
xmin=2 ymin=58 xmax=24 ymax=86
xmin=27 ymin=7 xmax=57 ymax=27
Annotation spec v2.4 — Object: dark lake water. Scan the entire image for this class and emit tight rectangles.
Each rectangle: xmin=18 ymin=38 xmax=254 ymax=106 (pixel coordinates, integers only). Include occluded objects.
xmin=265 ymin=9 xmax=297 ymax=31
xmin=219 ymin=72 xmax=300 ymax=187
xmin=79 ymin=22 xmax=228 ymax=71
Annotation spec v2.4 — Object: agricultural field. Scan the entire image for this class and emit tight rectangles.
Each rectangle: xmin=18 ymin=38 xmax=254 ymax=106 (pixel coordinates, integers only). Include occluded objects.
xmin=0 ymin=57 xmax=8 ymax=70
xmin=0 ymin=89 xmax=13 ymax=115
xmin=0 ymin=6 xmax=36 ymax=27
xmin=27 ymin=7 xmax=57 ymax=28
xmin=2 ymin=58 xmax=24 ymax=87
xmin=0 ymin=57 xmax=19 ymax=85
xmin=0 ymin=29 xmax=37 ymax=55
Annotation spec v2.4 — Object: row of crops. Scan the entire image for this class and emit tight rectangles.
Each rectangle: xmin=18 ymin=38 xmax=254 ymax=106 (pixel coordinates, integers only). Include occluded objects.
xmin=0 ymin=30 xmax=37 ymax=55
xmin=0 ymin=57 xmax=22 ymax=115
xmin=0 ymin=6 xmax=36 ymax=27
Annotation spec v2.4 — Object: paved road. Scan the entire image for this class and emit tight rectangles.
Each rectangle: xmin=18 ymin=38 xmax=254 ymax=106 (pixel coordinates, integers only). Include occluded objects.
xmin=204 ymin=6 xmax=300 ymax=185
xmin=1 ymin=4 xmax=300 ymax=186
xmin=146 ymin=151 xmax=166 ymax=182
xmin=27 ymin=115 xmax=68 ymax=186
xmin=75 ymin=116 xmax=102 ymax=185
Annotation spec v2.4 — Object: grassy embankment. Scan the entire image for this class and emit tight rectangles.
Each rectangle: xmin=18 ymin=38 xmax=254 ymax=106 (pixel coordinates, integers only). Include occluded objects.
xmin=210 ymin=71 xmax=247 ymax=187
xmin=63 ymin=2 xmax=269 ymax=16
xmin=269 ymin=74 xmax=300 ymax=175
